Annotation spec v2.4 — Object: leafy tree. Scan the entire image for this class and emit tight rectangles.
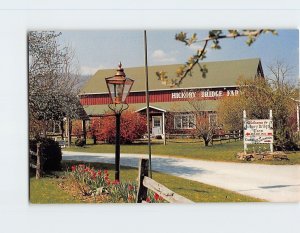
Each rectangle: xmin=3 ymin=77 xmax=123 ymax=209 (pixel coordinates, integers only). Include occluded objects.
xmin=156 ymin=29 xmax=277 ymax=86
xmin=28 ymin=31 xmax=83 ymax=138
xmin=218 ymin=63 xmax=298 ymax=150
xmin=90 ymin=111 xmax=147 ymax=144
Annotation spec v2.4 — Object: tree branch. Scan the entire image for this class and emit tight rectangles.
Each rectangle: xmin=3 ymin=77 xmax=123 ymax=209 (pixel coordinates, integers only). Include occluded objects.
xmin=156 ymin=29 xmax=277 ymax=87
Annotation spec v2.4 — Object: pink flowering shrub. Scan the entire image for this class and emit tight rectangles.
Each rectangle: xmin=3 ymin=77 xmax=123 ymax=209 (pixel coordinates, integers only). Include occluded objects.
xmin=69 ymin=164 xmax=165 ymax=203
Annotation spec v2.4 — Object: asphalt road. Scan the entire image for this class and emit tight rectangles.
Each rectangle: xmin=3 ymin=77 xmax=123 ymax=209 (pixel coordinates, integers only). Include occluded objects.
xmin=62 ymin=151 xmax=300 ymax=202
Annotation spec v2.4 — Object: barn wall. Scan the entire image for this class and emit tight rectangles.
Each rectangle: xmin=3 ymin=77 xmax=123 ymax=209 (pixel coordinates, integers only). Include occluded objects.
xmin=80 ymin=87 xmax=239 ymax=105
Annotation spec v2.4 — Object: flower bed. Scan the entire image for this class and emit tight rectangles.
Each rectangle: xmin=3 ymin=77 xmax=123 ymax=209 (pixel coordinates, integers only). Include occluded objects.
xmin=68 ymin=164 xmax=164 ymax=203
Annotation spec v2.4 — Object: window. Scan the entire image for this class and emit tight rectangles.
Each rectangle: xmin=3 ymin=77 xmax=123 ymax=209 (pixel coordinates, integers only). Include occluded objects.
xmin=209 ymin=113 xmax=217 ymax=127
xmin=175 ymin=116 xmax=182 ymax=129
xmin=174 ymin=114 xmax=195 ymax=129
xmin=153 ymin=117 xmax=161 ymax=127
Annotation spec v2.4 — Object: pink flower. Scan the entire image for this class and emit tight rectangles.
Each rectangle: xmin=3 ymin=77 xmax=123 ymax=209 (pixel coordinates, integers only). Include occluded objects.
xmin=112 ymin=180 xmax=120 ymax=185
xmin=105 ymin=176 xmax=110 ymax=185
xmin=71 ymin=165 xmax=76 ymax=171
xmin=154 ymin=193 xmax=160 ymax=201
xmin=146 ymin=197 xmax=151 ymax=203
xmin=90 ymin=171 xmax=96 ymax=179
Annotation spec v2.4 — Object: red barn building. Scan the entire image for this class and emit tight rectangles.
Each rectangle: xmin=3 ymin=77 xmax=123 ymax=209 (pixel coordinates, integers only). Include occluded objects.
xmin=79 ymin=58 xmax=264 ymax=138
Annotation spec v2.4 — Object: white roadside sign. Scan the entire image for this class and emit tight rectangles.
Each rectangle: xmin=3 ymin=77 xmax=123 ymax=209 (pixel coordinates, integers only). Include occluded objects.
xmin=244 ymin=119 xmax=273 ymax=144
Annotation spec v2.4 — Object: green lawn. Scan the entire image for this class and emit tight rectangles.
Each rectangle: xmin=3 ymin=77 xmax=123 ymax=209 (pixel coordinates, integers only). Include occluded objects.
xmin=64 ymin=140 xmax=300 ymax=165
xmin=30 ymin=161 xmax=263 ymax=203
xmin=30 ymin=176 xmax=81 ymax=204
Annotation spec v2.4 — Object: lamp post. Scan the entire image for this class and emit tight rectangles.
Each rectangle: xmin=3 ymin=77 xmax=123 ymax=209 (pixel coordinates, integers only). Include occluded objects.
xmin=105 ymin=62 xmax=134 ymax=181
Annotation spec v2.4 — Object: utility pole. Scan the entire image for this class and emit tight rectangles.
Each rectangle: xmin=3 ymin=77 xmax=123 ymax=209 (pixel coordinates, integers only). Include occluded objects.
xmin=144 ymin=30 xmax=152 ymax=178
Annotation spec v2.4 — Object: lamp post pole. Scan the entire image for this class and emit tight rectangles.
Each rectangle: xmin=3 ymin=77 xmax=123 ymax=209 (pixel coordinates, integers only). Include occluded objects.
xmin=105 ymin=63 xmax=134 ymax=181
xmin=115 ymin=112 xmax=121 ymax=181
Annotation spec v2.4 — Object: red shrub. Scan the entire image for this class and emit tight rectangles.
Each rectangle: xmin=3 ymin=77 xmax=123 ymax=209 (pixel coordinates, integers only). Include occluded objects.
xmin=89 ymin=117 xmax=103 ymax=141
xmin=71 ymin=120 xmax=83 ymax=138
xmin=90 ymin=111 xmax=147 ymax=144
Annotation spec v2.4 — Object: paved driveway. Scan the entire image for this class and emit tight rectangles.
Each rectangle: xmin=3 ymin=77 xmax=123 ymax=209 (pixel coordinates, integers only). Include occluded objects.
xmin=62 ymin=151 xmax=300 ymax=202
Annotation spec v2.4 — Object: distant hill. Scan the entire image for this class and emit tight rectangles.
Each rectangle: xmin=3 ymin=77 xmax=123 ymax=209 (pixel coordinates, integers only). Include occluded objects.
xmin=76 ymin=74 xmax=92 ymax=90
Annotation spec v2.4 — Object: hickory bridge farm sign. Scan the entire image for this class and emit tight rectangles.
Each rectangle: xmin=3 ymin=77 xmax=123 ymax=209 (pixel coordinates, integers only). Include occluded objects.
xmin=243 ymin=110 xmax=274 ymax=153
xmin=244 ymin=119 xmax=273 ymax=144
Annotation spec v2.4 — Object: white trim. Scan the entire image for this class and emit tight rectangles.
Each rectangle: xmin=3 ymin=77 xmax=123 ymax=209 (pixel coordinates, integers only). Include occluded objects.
xmin=78 ymin=85 xmax=238 ymax=96
xmin=135 ymin=105 xmax=167 ymax=113
xmin=152 ymin=116 xmax=162 ymax=128
xmin=162 ymin=112 xmax=165 ymax=135
xmin=152 ymin=115 xmax=163 ymax=135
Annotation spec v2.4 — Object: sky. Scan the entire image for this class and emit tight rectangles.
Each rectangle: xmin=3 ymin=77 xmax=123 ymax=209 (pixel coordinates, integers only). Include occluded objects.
xmin=59 ymin=29 xmax=299 ymax=83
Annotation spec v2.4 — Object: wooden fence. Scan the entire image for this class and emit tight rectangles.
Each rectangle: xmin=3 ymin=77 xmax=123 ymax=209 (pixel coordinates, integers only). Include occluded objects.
xmin=212 ymin=132 xmax=242 ymax=144
xmin=136 ymin=158 xmax=193 ymax=203
xmin=166 ymin=131 xmax=242 ymax=144
xmin=29 ymin=143 xmax=43 ymax=179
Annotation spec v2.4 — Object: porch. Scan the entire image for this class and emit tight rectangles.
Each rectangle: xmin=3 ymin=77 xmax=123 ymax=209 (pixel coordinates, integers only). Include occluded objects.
xmin=135 ymin=105 xmax=167 ymax=139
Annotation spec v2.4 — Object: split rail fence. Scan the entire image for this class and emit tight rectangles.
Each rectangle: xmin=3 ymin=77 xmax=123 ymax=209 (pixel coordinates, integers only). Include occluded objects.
xmin=29 ymin=143 xmax=43 ymax=179
xmin=212 ymin=131 xmax=243 ymax=144
xmin=136 ymin=158 xmax=193 ymax=203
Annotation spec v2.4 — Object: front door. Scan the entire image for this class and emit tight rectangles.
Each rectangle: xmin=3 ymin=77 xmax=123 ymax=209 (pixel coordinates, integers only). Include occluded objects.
xmin=152 ymin=116 xmax=162 ymax=135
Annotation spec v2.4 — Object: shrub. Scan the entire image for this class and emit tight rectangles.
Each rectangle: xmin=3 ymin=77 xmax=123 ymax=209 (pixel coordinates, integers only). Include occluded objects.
xmin=88 ymin=117 xmax=103 ymax=143
xmin=71 ymin=120 xmax=83 ymax=138
xmin=90 ymin=111 xmax=147 ymax=144
xmin=29 ymin=138 xmax=62 ymax=171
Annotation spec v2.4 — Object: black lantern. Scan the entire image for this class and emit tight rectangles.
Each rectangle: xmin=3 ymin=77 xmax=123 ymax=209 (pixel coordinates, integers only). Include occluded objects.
xmin=105 ymin=63 xmax=134 ymax=181
xmin=105 ymin=62 xmax=134 ymax=104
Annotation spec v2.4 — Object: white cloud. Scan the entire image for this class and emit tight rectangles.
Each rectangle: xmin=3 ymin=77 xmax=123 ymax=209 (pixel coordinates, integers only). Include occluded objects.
xmin=188 ymin=43 xmax=203 ymax=51
xmin=188 ymin=43 xmax=211 ymax=53
xmin=151 ymin=49 xmax=177 ymax=64
xmin=80 ymin=65 xmax=106 ymax=75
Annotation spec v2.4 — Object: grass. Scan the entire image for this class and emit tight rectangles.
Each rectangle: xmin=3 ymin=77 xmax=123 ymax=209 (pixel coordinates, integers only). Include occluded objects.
xmin=29 ymin=161 xmax=263 ymax=203
xmin=30 ymin=176 xmax=81 ymax=204
xmin=64 ymin=139 xmax=300 ymax=165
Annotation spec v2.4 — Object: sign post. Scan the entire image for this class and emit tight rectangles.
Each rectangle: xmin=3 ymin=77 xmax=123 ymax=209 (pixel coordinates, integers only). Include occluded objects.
xmin=243 ymin=110 xmax=274 ymax=154
xmin=243 ymin=110 xmax=247 ymax=154
xmin=269 ymin=110 xmax=273 ymax=153
xmin=297 ymin=104 xmax=299 ymax=132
